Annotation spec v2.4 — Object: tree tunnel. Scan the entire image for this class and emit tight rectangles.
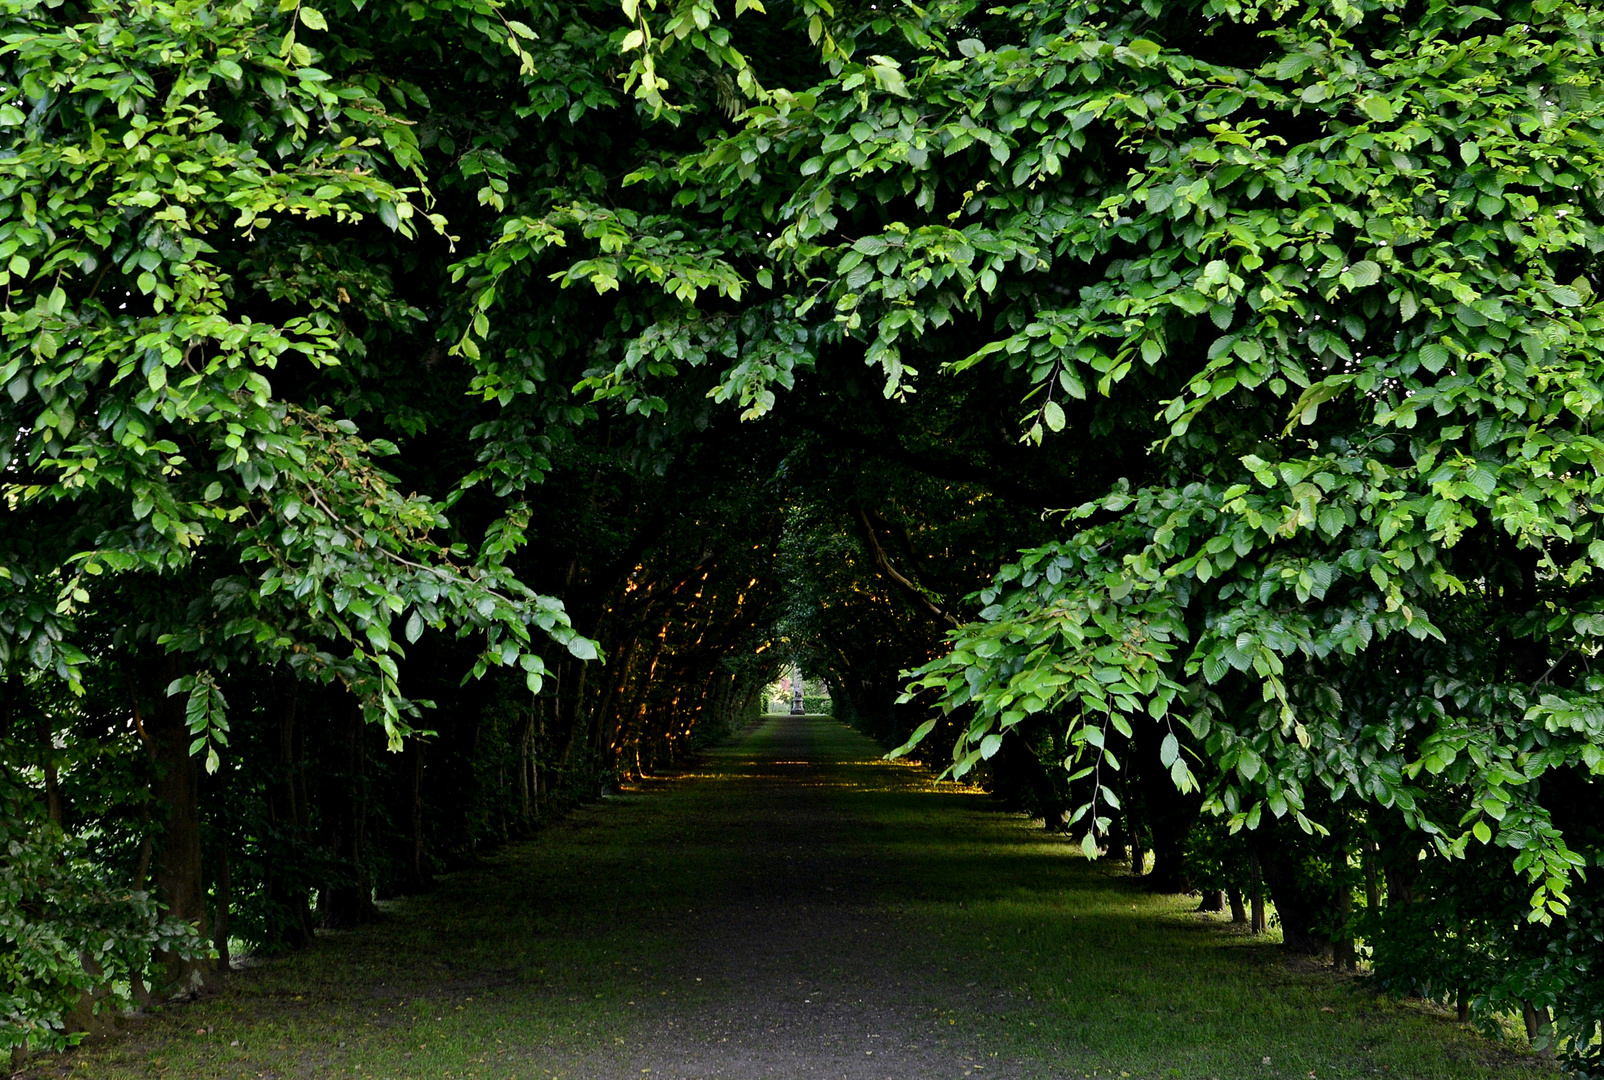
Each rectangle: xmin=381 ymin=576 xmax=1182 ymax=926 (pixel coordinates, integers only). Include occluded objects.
xmin=5 ymin=0 xmax=1604 ymax=1067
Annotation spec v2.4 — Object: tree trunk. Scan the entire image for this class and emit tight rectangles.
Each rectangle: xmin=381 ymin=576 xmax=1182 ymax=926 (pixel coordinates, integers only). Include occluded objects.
xmin=1522 ymin=1001 xmax=1553 ymax=1058
xmin=1248 ymin=852 xmax=1266 ymax=935
xmin=1133 ymin=722 xmax=1201 ymax=892
xmin=1332 ymin=823 xmax=1356 ymax=969
xmin=0 ymin=671 xmax=16 ymax=739
xmin=1197 ymin=890 xmax=1226 ymax=913
xmin=1333 ymin=881 xmax=1355 ymax=970
xmin=406 ymin=736 xmax=430 ymax=891
xmin=999 ymin=727 xmax=1066 ymax=831
xmin=33 ymin=712 xmax=63 ymax=826
xmin=264 ymin=693 xmax=314 ymax=949
xmin=320 ymin=699 xmax=377 ymax=929
xmin=536 ymin=702 xmax=548 ymax=802
xmin=212 ymin=840 xmax=231 ymax=972
xmin=517 ymin=708 xmax=533 ymax=825
xmin=1145 ymin=824 xmax=1188 ymax=891
xmin=1228 ymin=887 xmax=1247 ymax=924
xmin=143 ymin=674 xmax=214 ymax=993
xmin=1105 ymin=815 xmax=1129 ymax=864
xmin=1254 ymin=837 xmax=1327 ymax=954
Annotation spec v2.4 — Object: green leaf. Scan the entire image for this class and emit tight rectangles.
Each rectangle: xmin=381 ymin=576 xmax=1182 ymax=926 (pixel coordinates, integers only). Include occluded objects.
xmin=888 ymin=719 xmax=937 ymax=760
xmin=1273 ymin=52 xmax=1315 ymax=80
xmin=1042 ymin=400 xmax=1066 ymax=433
xmin=298 ymin=6 xmax=328 ymax=29
xmin=1357 ymin=94 xmax=1395 ymax=122
xmin=1346 ymin=260 xmax=1380 ymax=288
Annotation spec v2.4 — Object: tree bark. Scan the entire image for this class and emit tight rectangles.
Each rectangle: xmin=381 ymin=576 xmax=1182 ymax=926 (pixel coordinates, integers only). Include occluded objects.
xmin=406 ymin=736 xmax=430 ymax=891
xmin=212 ymin=840 xmax=231 ymax=972
xmin=1333 ymin=879 xmax=1355 ymax=970
xmin=999 ymin=727 xmax=1066 ymax=831
xmin=1364 ymin=841 xmax=1381 ymax=911
xmin=1132 ymin=720 xmax=1201 ymax=892
xmin=1253 ymin=836 xmax=1327 ymax=954
xmin=264 ymin=692 xmax=314 ymax=948
xmin=33 ymin=712 xmax=63 ymax=826
xmin=142 ymin=672 xmax=215 ymax=993
xmin=1522 ymin=1001 xmax=1553 ymax=1058
xmin=1248 ymin=851 xmax=1266 ymax=934
xmin=1332 ymin=820 xmax=1355 ymax=969
xmin=319 ymin=699 xmax=378 ymax=929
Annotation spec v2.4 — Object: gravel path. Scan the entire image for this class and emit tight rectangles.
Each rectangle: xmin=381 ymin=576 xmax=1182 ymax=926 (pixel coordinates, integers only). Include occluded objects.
xmin=544 ymin=715 xmax=1040 ymax=1079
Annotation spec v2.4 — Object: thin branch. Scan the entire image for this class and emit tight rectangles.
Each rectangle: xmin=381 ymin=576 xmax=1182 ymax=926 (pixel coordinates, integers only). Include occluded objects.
xmin=854 ymin=504 xmax=960 ymax=628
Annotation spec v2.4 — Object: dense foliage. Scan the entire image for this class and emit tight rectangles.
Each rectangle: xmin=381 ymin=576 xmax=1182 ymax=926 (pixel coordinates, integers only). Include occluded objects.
xmin=3 ymin=0 xmax=1601 ymax=1070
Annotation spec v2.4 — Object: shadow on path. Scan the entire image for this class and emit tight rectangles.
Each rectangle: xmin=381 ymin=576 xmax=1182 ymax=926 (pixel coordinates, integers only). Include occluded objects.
xmin=38 ymin=717 xmax=1549 ymax=1080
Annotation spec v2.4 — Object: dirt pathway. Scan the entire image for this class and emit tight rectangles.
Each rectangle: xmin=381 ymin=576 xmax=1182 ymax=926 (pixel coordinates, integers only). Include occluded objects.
xmin=35 ymin=717 xmax=1547 ymax=1080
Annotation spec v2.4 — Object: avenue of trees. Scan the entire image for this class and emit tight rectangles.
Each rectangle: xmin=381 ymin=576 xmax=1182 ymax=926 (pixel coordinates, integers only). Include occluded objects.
xmin=2 ymin=0 xmax=1602 ymax=1071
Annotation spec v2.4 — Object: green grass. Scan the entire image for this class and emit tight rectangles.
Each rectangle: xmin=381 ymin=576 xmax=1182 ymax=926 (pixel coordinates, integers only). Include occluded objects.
xmin=33 ymin=717 xmax=1551 ymax=1080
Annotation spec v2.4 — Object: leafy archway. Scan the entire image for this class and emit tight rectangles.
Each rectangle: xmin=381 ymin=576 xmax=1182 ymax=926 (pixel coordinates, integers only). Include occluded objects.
xmin=3 ymin=0 xmax=1603 ymax=1066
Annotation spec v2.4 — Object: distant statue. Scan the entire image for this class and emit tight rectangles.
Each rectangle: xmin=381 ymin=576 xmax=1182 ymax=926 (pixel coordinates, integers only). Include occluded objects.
xmin=790 ymin=665 xmax=805 ymax=714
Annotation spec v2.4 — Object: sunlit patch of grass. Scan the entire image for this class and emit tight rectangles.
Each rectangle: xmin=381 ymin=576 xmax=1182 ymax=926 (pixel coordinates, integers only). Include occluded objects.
xmin=826 ymin=750 xmax=1551 ymax=1079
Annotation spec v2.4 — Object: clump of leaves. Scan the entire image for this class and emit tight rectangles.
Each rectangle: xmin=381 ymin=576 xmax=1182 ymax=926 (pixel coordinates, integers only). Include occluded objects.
xmin=0 ymin=771 xmax=208 ymax=1055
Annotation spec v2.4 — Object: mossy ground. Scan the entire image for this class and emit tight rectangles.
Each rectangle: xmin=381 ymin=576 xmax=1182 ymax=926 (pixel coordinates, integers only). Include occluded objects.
xmin=25 ymin=717 xmax=1550 ymax=1080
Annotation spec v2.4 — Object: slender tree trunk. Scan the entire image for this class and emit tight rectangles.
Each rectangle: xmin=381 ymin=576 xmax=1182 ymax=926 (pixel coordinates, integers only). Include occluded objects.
xmin=1000 ymin=727 xmax=1066 ymax=831
xmin=1333 ymin=825 xmax=1355 ymax=969
xmin=406 ymin=737 xmax=429 ymax=891
xmin=33 ymin=712 xmax=63 ymax=826
xmin=1134 ymin=721 xmax=1201 ymax=892
xmin=0 ymin=671 xmax=16 ymax=740
xmin=213 ymin=841 xmax=231 ymax=972
xmin=1106 ymin=815 xmax=1129 ymax=863
xmin=536 ymin=702 xmax=548 ymax=803
xmin=1249 ymin=832 xmax=1328 ymax=954
xmin=518 ymin=708 xmax=533 ymax=825
xmin=1360 ymin=838 xmax=1383 ymax=972
xmin=1334 ymin=884 xmax=1355 ymax=969
xmin=1248 ymin=851 xmax=1267 ymax=934
xmin=1522 ymin=1001 xmax=1553 ymax=1057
